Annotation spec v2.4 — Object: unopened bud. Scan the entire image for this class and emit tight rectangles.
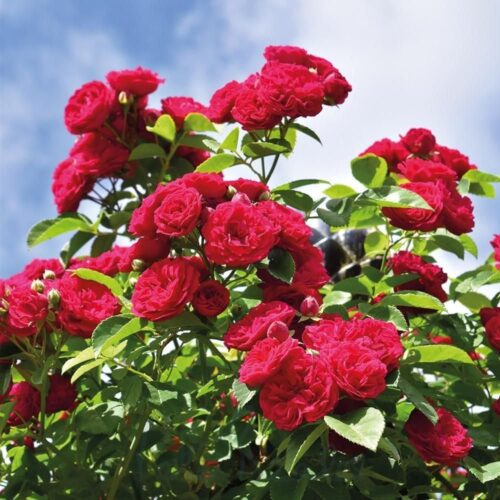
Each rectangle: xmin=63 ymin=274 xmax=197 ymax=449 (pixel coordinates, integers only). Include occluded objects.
xmin=267 ymin=321 xmax=290 ymax=342
xmin=47 ymin=289 xmax=61 ymax=309
xmin=225 ymin=185 xmax=237 ymax=199
xmin=132 ymin=259 xmax=146 ymax=272
xmin=231 ymin=192 xmax=252 ymax=205
xmin=129 ymin=277 xmax=138 ymax=287
xmin=42 ymin=269 xmax=56 ymax=280
xmin=31 ymin=280 xmax=45 ymax=293
xmin=258 ymin=190 xmax=271 ymax=201
xmin=300 ymin=296 xmax=320 ymax=317
xmin=118 ymin=91 xmax=132 ymax=105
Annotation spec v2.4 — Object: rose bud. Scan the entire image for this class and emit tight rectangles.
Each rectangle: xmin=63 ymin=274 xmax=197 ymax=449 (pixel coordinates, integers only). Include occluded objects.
xmin=267 ymin=321 xmax=290 ymax=342
xmin=258 ymin=190 xmax=272 ymax=201
xmin=300 ymin=296 xmax=320 ymax=317
xmin=47 ymin=289 xmax=61 ymax=309
xmin=231 ymin=192 xmax=252 ymax=205
xmin=118 ymin=91 xmax=130 ymax=105
xmin=31 ymin=280 xmax=45 ymax=293
xmin=132 ymin=259 xmax=146 ymax=272
xmin=45 ymin=374 xmax=78 ymax=414
xmin=42 ymin=270 xmax=56 ymax=280
xmin=225 ymin=185 xmax=238 ymax=199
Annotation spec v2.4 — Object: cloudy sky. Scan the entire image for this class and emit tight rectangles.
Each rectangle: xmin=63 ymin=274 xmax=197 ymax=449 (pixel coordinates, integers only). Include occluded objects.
xmin=1 ymin=0 xmax=499 ymax=278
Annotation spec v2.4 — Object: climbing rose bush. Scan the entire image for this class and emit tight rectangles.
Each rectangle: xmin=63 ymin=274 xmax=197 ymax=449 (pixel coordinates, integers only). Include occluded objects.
xmin=1 ymin=46 xmax=499 ymax=499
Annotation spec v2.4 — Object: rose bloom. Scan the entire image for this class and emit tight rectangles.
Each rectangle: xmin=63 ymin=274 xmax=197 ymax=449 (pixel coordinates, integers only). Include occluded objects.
xmin=192 ymin=280 xmax=230 ymax=318
xmin=57 ymin=274 xmax=121 ymax=338
xmin=69 ymin=246 xmax=128 ymax=276
xmin=389 ymin=251 xmax=448 ymax=303
xmin=398 ymin=158 xmax=457 ymax=184
xmin=70 ymin=133 xmax=130 ymax=178
xmin=226 ymin=178 xmax=269 ymax=202
xmin=434 ymin=144 xmax=477 ymax=178
xmin=401 ymin=128 xmax=436 ymax=156
xmin=3 ymin=286 xmax=48 ymax=337
xmin=153 ymin=183 xmax=202 ymax=237
xmin=106 ymin=67 xmax=164 ymax=96
xmin=302 ymin=318 xmax=347 ymax=351
xmin=160 ymin=96 xmax=209 ymax=129
xmin=323 ymin=342 xmax=387 ymax=400
xmin=118 ymin=236 xmax=171 ymax=272
xmin=479 ymin=307 xmax=500 ymax=351
xmin=440 ymin=188 xmax=475 ymax=235
xmin=359 ymin=139 xmax=409 ymax=171
xmin=239 ymin=336 xmax=303 ymax=387
xmin=382 ymin=181 xmax=445 ymax=232
xmin=202 ymin=201 xmax=280 ymax=267
xmin=259 ymin=350 xmax=339 ymax=431
xmin=45 ymin=374 xmax=78 ymax=414
xmin=492 ymin=234 xmax=500 ymax=270
xmin=7 ymin=382 xmax=41 ymax=426
xmin=261 ymin=281 xmax=322 ymax=311
xmin=180 ymin=172 xmax=227 ymax=199
xmin=131 ymin=258 xmax=200 ymax=322
xmin=64 ymin=80 xmax=114 ymax=134
xmin=208 ymin=80 xmax=241 ymax=123
xmin=129 ymin=184 xmax=170 ymax=238
xmin=291 ymin=245 xmax=330 ymax=289
xmin=224 ymin=301 xmax=295 ymax=351
xmin=405 ymin=407 xmax=473 ymax=466
xmin=259 ymin=61 xmax=324 ymax=118
xmin=52 ymin=158 xmax=95 ymax=214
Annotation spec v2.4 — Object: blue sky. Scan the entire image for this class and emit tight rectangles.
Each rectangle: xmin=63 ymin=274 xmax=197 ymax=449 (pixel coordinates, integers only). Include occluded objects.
xmin=1 ymin=0 xmax=499 ymax=279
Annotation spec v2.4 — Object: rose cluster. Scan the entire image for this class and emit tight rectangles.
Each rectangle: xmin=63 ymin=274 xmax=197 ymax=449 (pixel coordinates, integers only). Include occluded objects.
xmin=361 ymin=128 xmax=475 ymax=234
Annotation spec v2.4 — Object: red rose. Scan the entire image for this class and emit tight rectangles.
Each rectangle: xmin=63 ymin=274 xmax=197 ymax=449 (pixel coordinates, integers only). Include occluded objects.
xmin=52 ymin=158 xmax=95 ymax=214
xmin=383 ymin=181 xmax=446 ymax=232
xmin=324 ymin=342 xmax=387 ymax=400
xmin=106 ymin=67 xmax=164 ymax=96
xmin=259 ymin=61 xmax=324 ymax=118
xmin=328 ymin=399 xmax=367 ymax=455
xmin=175 ymin=145 xmax=211 ymax=168
xmin=401 ymin=128 xmax=436 ymax=156
xmin=321 ymin=68 xmax=352 ymax=105
xmin=389 ymin=251 xmax=448 ymax=303
xmin=208 ymin=80 xmax=241 ymax=123
xmin=58 ymin=274 xmax=121 ymax=338
xmin=292 ymin=246 xmax=330 ymax=289
xmin=224 ymin=301 xmax=295 ymax=351
xmin=441 ymin=188 xmax=474 ymax=235
xmin=492 ymin=399 xmax=500 ymax=416
xmin=398 ymin=158 xmax=457 ymax=184
xmin=239 ymin=336 xmax=302 ymax=387
xmin=192 ymin=280 xmax=230 ymax=318
xmin=261 ymin=282 xmax=322 ymax=311
xmin=118 ymin=236 xmax=171 ymax=272
xmin=405 ymin=407 xmax=473 ymax=466
xmin=302 ymin=318 xmax=347 ymax=351
xmin=256 ymin=200 xmax=312 ymax=254
xmin=226 ymin=178 xmax=269 ymax=201
xmin=479 ymin=307 xmax=500 ymax=351
xmin=4 ymin=287 xmax=48 ymax=337
xmin=153 ymin=183 xmax=202 ymax=237
xmin=180 ymin=172 xmax=227 ymax=199
xmin=7 ymin=382 xmax=40 ymax=426
xmin=231 ymin=76 xmax=282 ymax=131
xmin=299 ymin=296 xmax=320 ymax=317
xmin=264 ymin=45 xmax=311 ymax=66
xmin=359 ymin=139 xmax=408 ymax=171
xmin=259 ymin=350 xmax=339 ymax=431
xmin=492 ymin=234 xmax=500 ymax=270
xmin=160 ymin=96 xmax=208 ymax=129
xmin=434 ymin=145 xmax=477 ymax=178
xmin=7 ymin=258 xmax=65 ymax=287
xmin=64 ymin=81 xmax=113 ymax=134
xmin=129 ymin=184 xmax=169 ymax=238
xmin=70 ymin=246 xmax=128 ymax=276
xmin=430 ymin=335 xmax=453 ymax=345
xmin=70 ymin=133 xmax=130 ymax=177
xmin=202 ymin=201 xmax=280 ymax=267
xmin=131 ymin=258 xmax=200 ymax=322
xmin=45 ymin=374 xmax=78 ymax=414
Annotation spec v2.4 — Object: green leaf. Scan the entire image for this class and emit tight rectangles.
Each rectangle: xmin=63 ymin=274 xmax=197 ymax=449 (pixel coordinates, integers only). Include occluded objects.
xmin=270 ymin=477 xmax=309 ymax=500
xmin=285 ymin=423 xmax=327 ymax=475
xmin=351 ymin=154 xmax=388 ymax=188
xmin=364 ymin=231 xmax=389 ymax=255
xmin=92 ymin=314 xmax=146 ymax=356
xmin=365 ymin=305 xmax=408 ymax=331
xmin=61 ymin=347 xmax=95 ymax=374
xmin=232 ymin=379 xmax=256 ymax=409
xmin=146 ymin=114 xmax=176 ymax=142
xmin=183 ymin=112 xmax=217 ymax=132
xmin=459 ymin=234 xmax=478 ymax=258
xmin=464 ymin=457 xmax=500 ymax=483
xmin=462 ymin=170 xmax=500 ymax=183
xmin=0 ymin=401 xmax=15 ymax=435
xmin=145 ymin=382 xmax=177 ymax=406
xmin=323 ymin=184 xmax=357 ymax=198
xmin=324 ymin=407 xmax=385 ymax=452
xmin=274 ymin=178 xmax=329 ymax=190
xmin=289 ymin=122 xmax=322 ymax=144
xmin=274 ymin=190 xmax=313 ymax=212
xmin=90 ymin=233 xmax=115 ymax=257
xmin=268 ymin=248 xmax=296 ymax=284
xmin=242 ymin=141 xmax=289 ymax=158
xmin=455 ymin=270 xmax=494 ymax=294
xmin=468 ymin=181 xmax=496 ymax=198
xmin=60 ymin=231 xmax=94 ymax=265
xmin=219 ymin=127 xmax=239 ymax=152
xmin=398 ymin=376 xmax=438 ymax=424
xmin=71 ymin=359 xmax=105 ymax=383
xmin=334 ymin=277 xmax=371 ymax=296
xmin=178 ymin=134 xmax=219 ymax=152
xmin=458 ymin=291 xmax=491 ymax=311
xmin=402 ymin=345 xmax=475 ymax=365
xmin=431 ymin=234 xmax=465 ymax=259
xmin=27 ymin=214 xmax=94 ymax=247
xmin=378 ymin=437 xmax=401 ymax=462
xmin=129 ymin=143 xmax=167 ymax=161
xmin=363 ymin=186 xmax=431 ymax=209
xmin=0 ymin=364 xmax=11 ymax=395
xmin=317 ymin=207 xmax=350 ymax=228
xmin=380 ymin=291 xmax=444 ymax=311
xmin=323 ymin=290 xmax=352 ymax=306
xmin=195 ymin=153 xmax=238 ymax=173
xmin=72 ymin=268 xmax=122 ymax=297
xmin=156 ymin=311 xmax=206 ymax=330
